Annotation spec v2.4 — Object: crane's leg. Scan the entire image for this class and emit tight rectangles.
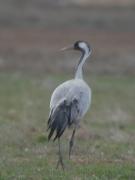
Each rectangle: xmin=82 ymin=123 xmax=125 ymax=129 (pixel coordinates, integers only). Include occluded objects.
xmin=56 ymin=138 xmax=65 ymax=170
xmin=69 ymin=128 xmax=76 ymax=159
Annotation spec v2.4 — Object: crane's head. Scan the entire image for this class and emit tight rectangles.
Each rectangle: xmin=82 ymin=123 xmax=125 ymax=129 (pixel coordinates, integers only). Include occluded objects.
xmin=61 ymin=41 xmax=92 ymax=57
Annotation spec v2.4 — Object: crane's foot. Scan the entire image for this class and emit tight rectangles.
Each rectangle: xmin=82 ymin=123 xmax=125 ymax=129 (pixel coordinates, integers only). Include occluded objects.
xmin=56 ymin=138 xmax=65 ymax=170
xmin=56 ymin=156 xmax=65 ymax=170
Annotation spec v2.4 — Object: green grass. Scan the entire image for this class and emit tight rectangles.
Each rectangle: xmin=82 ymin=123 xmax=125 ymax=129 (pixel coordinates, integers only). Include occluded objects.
xmin=0 ymin=73 xmax=135 ymax=179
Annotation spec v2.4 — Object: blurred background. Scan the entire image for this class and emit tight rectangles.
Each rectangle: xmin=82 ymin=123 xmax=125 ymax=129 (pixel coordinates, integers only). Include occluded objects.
xmin=0 ymin=0 xmax=135 ymax=75
xmin=0 ymin=0 xmax=135 ymax=179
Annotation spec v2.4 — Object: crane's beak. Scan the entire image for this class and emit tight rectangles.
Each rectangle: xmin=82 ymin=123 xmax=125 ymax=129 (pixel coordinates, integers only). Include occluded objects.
xmin=60 ymin=45 xmax=74 ymax=52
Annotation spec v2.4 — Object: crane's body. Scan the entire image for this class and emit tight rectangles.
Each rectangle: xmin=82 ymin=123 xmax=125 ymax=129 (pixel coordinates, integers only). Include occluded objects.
xmin=50 ymin=79 xmax=91 ymax=121
xmin=47 ymin=41 xmax=92 ymax=169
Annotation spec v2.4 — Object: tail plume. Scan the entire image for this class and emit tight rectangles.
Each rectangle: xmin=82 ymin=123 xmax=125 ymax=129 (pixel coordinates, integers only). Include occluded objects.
xmin=47 ymin=100 xmax=71 ymax=141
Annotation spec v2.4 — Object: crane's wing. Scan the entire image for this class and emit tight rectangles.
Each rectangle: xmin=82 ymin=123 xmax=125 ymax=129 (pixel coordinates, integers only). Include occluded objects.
xmin=47 ymin=97 xmax=80 ymax=141
xmin=50 ymin=79 xmax=90 ymax=109
xmin=50 ymin=80 xmax=72 ymax=109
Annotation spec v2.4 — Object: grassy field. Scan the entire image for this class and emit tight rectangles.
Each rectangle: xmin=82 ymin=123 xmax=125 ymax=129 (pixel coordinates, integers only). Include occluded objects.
xmin=0 ymin=72 xmax=135 ymax=179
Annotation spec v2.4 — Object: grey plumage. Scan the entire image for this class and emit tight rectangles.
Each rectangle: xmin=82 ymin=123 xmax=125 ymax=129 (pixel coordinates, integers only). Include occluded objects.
xmin=47 ymin=98 xmax=79 ymax=141
xmin=48 ymin=100 xmax=70 ymax=141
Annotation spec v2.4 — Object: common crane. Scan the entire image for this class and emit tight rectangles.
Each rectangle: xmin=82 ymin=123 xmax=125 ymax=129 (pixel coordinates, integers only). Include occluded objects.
xmin=47 ymin=41 xmax=92 ymax=169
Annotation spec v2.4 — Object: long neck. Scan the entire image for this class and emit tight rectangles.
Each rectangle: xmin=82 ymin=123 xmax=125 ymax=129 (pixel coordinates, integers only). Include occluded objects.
xmin=75 ymin=51 xmax=89 ymax=79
